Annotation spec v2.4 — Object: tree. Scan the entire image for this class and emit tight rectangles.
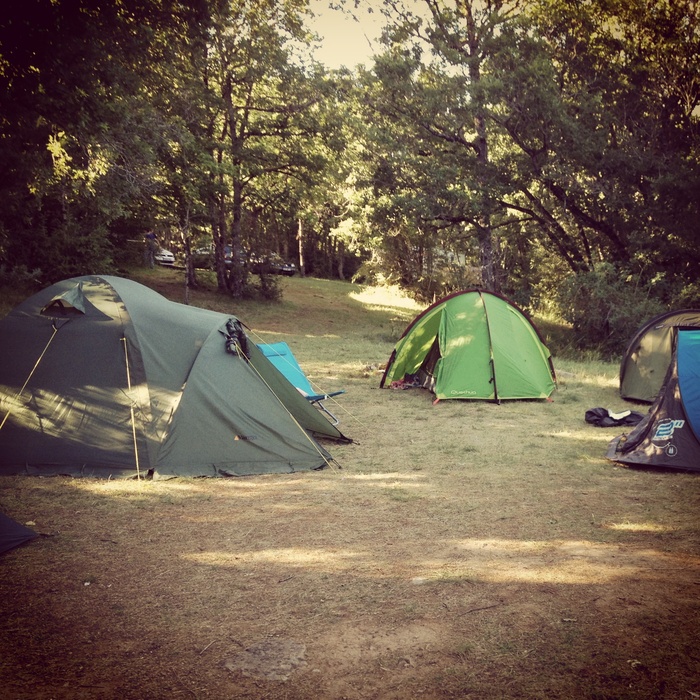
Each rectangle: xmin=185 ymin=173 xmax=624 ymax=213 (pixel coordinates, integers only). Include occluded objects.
xmin=356 ymin=1 xmax=527 ymax=294
xmin=521 ymin=0 xmax=700 ymax=299
xmin=0 ymin=0 xmax=191 ymax=283
xmin=359 ymin=0 xmax=700 ymax=305
xmin=185 ymin=0 xmax=335 ymax=297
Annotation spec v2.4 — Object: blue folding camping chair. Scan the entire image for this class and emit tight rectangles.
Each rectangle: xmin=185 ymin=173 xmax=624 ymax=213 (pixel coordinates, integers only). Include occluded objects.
xmin=258 ymin=342 xmax=345 ymax=425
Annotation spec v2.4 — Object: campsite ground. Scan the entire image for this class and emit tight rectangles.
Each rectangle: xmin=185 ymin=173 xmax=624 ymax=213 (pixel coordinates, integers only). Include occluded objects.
xmin=1 ymin=268 xmax=699 ymax=699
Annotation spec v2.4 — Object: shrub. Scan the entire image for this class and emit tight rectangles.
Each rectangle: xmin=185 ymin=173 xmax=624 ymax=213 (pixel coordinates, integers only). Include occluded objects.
xmin=254 ymin=271 xmax=283 ymax=301
xmin=671 ymin=281 xmax=700 ymax=309
xmin=555 ymin=263 xmax=665 ymax=359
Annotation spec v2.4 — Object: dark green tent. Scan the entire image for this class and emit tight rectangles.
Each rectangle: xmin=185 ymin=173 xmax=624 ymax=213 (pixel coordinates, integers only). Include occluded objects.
xmin=0 ymin=276 xmax=348 ymax=479
xmin=619 ymin=309 xmax=700 ymax=403
xmin=608 ymin=328 xmax=700 ymax=471
xmin=380 ymin=289 xmax=556 ymax=402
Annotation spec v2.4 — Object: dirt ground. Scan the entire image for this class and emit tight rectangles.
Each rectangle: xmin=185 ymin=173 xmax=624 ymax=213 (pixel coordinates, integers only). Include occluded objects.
xmin=1 ymin=275 xmax=699 ymax=699
xmin=2 ymin=411 xmax=700 ymax=699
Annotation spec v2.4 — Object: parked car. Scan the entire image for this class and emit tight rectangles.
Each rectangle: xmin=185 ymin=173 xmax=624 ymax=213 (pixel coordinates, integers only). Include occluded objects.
xmin=270 ymin=255 xmax=297 ymax=276
xmin=154 ymin=248 xmax=176 ymax=266
xmin=191 ymin=245 xmax=234 ymax=269
xmin=251 ymin=253 xmax=297 ymax=276
xmin=191 ymin=246 xmax=214 ymax=269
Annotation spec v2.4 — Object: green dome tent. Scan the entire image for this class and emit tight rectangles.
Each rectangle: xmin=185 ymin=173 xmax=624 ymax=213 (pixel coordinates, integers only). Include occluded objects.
xmin=0 ymin=276 xmax=348 ymax=479
xmin=380 ymin=289 xmax=556 ymax=402
xmin=619 ymin=309 xmax=700 ymax=403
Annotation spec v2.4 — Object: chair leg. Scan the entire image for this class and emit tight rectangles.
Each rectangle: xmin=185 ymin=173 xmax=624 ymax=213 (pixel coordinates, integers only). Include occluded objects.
xmin=312 ymin=400 xmax=339 ymax=426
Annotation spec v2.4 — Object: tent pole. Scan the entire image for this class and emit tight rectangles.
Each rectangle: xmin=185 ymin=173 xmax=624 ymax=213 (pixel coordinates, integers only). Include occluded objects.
xmin=121 ymin=337 xmax=142 ymax=480
xmin=0 ymin=323 xmax=59 ymax=431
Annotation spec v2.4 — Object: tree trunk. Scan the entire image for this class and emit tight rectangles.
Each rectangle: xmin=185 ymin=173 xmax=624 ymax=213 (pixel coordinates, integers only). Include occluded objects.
xmin=214 ymin=193 xmax=229 ymax=292
xmin=228 ymin=180 xmax=246 ymax=297
xmin=297 ymin=218 xmax=306 ymax=277
xmin=337 ymin=238 xmax=345 ymax=280
xmin=465 ymin=1 xmax=498 ymax=293
xmin=472 ymin=95 xmax=498 ymax=291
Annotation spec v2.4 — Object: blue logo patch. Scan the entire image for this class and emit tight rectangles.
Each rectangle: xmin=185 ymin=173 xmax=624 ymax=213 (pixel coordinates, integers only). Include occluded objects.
xmin=651 ymin=419 xmax=685 ymax=443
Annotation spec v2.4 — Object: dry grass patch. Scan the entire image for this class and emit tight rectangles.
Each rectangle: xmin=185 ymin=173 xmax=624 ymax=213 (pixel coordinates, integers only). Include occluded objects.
xmin=1 ymin=269 xmax=700 ymax=699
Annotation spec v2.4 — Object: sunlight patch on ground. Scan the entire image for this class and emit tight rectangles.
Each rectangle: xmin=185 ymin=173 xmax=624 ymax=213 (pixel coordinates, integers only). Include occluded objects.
xmin=246 ymin=328 xmax=297 ymax=343
xmin=349 ymin=285 xmax=424 ymax=312
xmin=72 ymin=480 xmax=162 ymax=495
xmin=185 ymin=547 xmax=362 ymax=569
xmin=341 ymin=473 xmax=427 ymax=481
xmin=469 ymin=561 xmax=641 ymax=584
xmin=428 ymin=538 xmax=700 ymax=584
xmin=74 ymin=477 xmax=320 ymax=498
xmin=549 ymin=429 xmax=613 ymax=442
xmin=246 ymin=329 xmax=343 ymax=340
xmin=555 ymin=369 xmax=619 ymax=389
xmin=185 ymin=536 xmax=700 ymax=584
xmin=604 ymin=521 xmax=678 ymax=533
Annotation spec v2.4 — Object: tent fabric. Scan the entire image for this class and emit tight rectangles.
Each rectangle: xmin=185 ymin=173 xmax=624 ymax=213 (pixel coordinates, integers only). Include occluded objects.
xmin=619 ymin=309 xmax=700 ymax=403
xmin=0 ymin=276 xmax=347 ymax=479
xmin=0 ymin=512 xmax=38 ymax=555
xmin=607 ymin=328 xmax=700 ymax=471
xmin=380 ymin=289 xmax=556 ymax=402
xmin=676 ymin=329 xmax=700 ymax=444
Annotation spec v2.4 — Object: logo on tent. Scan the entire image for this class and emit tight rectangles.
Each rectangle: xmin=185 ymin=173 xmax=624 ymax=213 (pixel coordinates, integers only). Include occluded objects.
xmin=651 ymin=419 xmax=685 ymax=443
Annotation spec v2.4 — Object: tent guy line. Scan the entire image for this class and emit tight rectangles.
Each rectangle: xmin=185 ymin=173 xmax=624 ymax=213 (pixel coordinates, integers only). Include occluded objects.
xmin=121 ymin=335 xmax=142 ymax=479
xmin=0 ymin=322 xmax=59 ymax=432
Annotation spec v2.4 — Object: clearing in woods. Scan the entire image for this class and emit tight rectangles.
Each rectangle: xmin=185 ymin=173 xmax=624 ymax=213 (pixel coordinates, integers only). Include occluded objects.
xmin=1 ymin=269 xmax=698 ymax=699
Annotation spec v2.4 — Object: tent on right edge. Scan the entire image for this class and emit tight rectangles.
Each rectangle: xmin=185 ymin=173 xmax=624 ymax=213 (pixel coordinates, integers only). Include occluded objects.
xmin=619 ymin=309 xmax=700 ymax=403
xmin=607 ymin=328 xmax=700 ymax=471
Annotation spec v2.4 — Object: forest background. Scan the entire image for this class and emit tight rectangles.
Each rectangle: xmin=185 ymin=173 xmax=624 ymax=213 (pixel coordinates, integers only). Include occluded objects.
xmin=1 ymin=0 xmax=699 ymax=358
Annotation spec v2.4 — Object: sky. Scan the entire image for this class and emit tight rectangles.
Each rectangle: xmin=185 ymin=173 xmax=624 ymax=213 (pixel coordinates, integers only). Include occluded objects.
xmin=307 ymin=1 xmax=386 ymax=69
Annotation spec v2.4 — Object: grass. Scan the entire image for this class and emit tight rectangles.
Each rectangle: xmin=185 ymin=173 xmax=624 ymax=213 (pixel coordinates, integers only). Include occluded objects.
xmin=1 ymin=266 xmax=700 ymax=700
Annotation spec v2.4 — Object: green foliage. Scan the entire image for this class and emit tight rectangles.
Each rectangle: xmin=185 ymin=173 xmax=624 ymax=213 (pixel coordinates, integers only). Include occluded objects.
xmin=672 ymin=282 xmax=700 ymax=310
xmin=254 ymin=271 xmax=283 ymax=302
xmin=1 ymin=0 xmax=699 ymax=355
xmin=0 ymin=1 xmax=171 ymax=284
xmin=555 ymin=263 xmax=665 ymax=358
xmin=0 ymin=264 xmax=41 ymax=287
xmin=355 ymin=0 xmax=700 ymax=335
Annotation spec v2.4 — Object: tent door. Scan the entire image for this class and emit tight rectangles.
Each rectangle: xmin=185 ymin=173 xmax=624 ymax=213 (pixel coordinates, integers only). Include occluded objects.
xmin=416 ymin=336 xmax=442 ymax=392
